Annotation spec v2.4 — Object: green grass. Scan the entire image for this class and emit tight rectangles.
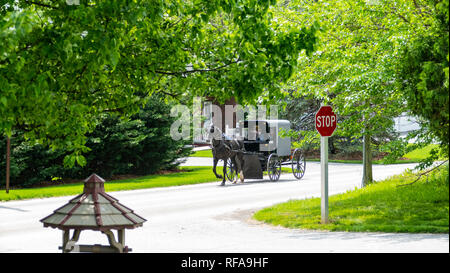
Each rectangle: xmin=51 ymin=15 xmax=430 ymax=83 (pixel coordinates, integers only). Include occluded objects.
xmin=0 ymin=165 xmax=291 ymax=202
xmin=190 ymin=149 xmax=417 ymax=164
xmin=403 ymin=144 xmax=443 ymax=161
xmin=190 ymin=144 xmax=442 ymax=164
xmin=254 ymin=164 xmax=449 ymax=233
xmin=190 ymin=149 xmax=213 ymax=157
xmin=0 ymin=166 xmax=222 ymax=202
xmin=306 ymin=159 xmax=419 ymax=164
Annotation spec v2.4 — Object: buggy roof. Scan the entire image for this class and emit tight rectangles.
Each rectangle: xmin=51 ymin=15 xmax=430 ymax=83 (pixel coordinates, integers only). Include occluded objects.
xmin=239 ymin=120 xmax=291 ymax=127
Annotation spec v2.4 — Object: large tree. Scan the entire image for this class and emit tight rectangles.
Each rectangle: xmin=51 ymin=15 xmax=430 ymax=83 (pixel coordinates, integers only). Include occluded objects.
xmin=395 ymin=0 xmax=449 ymax=159
xmin=274 ymin=0 xmax=412 ymax=185
xmin=275 ymin=0 xmax=448 ymax=186
xmin=0 ymin=0 xmax=317 ymax=166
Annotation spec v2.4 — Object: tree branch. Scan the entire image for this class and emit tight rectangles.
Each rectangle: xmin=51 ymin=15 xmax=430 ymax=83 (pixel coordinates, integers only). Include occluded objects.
xmin=157 ymin=89 xmax=181 ymax=99
xmin=397 ymin=160 xmax=448 ymax=187
xmin=25 ymin=0 xmax=59 ymax=9
xmin=154 ymin=59 xmax=240 ymax=75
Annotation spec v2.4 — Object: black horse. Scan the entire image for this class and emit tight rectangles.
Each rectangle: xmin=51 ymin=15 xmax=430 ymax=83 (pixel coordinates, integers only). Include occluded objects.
xmin=209 ymin=124 xmax=245 ymax=186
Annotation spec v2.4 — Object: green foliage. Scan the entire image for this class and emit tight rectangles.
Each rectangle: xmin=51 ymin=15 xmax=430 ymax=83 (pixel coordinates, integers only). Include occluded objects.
xmin=0 ymin=0 xmax=316 ymax=165
xmin=276 ymin=0 xmax=448 ymax=168
xmin=83 ymin=96 xmax=192 ymax=178
xmin=0 ymin=95 xmax=191 ymax=187
xmin=278 ymin=0 xmax=409 ymax=139
xmin=395 ymin=0 xmax=449 ymax=157
xmin=280 ymin=92 xmax=400 ymax=159
xmin=254 ymin=163 xmax=449 ymax=233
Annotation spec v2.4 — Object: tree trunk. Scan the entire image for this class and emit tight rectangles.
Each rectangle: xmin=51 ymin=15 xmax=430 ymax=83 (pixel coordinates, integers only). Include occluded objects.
xmin=6 ymin=137 xmax=10 ymax=194
xmin=361 ymin=134 xmax=373 ymax=187
xmin=329 ymin=136 xmax=337 ymax=155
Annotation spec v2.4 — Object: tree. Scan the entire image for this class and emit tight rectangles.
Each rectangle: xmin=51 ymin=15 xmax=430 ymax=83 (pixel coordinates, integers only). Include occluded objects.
xmin=83 ymin=95 xmax=192 ymax=178
xmin=0 ymin=94 xmax=192 ymax=188
xmin=0 ymin=0 xmax=317 ymax=168
xmin=274 ymin=0 xmax=424 ymax=186
xmin=395 ymin=0 xmax=449 ymax=160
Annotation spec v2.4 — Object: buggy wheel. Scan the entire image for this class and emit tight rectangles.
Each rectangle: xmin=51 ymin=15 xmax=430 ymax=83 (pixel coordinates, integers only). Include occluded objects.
xmin=292 ymin=148 xmax=306 ymax=180
xmin=267 ymin=154 xmax=281 ymax=181
xmin=225 ymin=158 xmax=236 ymax=182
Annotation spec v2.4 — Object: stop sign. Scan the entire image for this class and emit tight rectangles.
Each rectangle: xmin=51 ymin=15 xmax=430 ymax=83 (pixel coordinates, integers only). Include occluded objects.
xmin=315 ymin=106 xmax=337 ymax=137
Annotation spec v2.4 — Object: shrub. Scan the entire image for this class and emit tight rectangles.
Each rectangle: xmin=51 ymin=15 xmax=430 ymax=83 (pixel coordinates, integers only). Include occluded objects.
xmin=0 ymin=96 xmax=191 ymax=188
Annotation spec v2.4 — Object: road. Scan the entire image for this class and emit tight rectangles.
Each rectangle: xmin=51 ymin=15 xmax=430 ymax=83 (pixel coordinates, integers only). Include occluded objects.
xmin=0 ymin=159 xmax=448 ymax=253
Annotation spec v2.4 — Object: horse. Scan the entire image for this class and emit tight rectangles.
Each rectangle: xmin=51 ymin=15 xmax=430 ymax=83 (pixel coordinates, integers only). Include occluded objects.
xmin=208 ymin=124 xmax=245 ymax=186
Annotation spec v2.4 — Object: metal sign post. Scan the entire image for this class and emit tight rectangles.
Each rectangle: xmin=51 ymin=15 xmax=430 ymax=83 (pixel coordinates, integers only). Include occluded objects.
xmin=315 ymin=106 xmax=336 ymax=224
xmin=320 ymin=136 xmax=328 ymax=223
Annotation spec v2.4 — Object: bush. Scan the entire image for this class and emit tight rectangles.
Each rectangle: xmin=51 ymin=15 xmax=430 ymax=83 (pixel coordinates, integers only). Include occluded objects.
xmin=83 ymin=96 xmax=192 ymax=178
xmin=0 ymin=96 xmax=191 ymax=188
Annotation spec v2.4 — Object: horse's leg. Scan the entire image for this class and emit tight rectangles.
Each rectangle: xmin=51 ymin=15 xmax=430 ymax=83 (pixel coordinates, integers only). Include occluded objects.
xmin=220 ymin=158 xmax=226 ymax=186
xmin=231 ymin=156 xmax=238 ymax=183
xmin=213 ymin=157 xmax=222 ymax=179
xmin=237 ymin=153 xmax=245 ymax=182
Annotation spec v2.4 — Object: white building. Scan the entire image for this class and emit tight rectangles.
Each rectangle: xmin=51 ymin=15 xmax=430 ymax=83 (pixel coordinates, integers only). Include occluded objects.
xmin=393 ymin=113 xmax=421 ymax=142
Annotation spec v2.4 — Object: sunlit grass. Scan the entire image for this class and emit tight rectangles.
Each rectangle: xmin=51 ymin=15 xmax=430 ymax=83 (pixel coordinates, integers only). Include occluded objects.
xmin=254 ymin=164 xmax=449 ymax=233
xmin=0 ymin=166 xmax=221 ymax=202
xmin=190 ymin=149 xmax=213 ymax=157
xmin=190 ymin=145 xmax=443 ymax=164
xmin=403 ymin=144 xmax=444 ymax=160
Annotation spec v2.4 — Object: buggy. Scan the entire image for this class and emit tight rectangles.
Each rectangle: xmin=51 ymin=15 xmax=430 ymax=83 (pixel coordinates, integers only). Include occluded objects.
xmin=224 ymin=120 xmax=306 ymax=182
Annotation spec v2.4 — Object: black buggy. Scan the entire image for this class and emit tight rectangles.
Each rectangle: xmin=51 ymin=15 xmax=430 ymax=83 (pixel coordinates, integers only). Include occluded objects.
xmin=224 ymin=120 xmax=306 ymax=182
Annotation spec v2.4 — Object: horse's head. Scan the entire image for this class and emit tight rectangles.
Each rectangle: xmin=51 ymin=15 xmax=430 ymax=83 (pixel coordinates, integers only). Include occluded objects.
xmin=208 ymin=124 xmax=224 ymax=144
xmin=209 ymin=123 xmax=216 ymax=134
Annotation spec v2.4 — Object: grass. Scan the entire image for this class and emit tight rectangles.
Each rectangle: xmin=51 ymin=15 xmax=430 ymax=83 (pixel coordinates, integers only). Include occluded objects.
xmin=190 ymin=149 xmax=214 ymax=157
xmin=0 ymin=165 xmax=291 ymax=202
xmin=2 ymin=144 xmax=443 ymax=203
xmin=190 ymin=144 xmax=443 ymax=164
xmin=253 ymin=163 xmax=449 ymax=233
xmin=306 ymin=158 xmax=419 ymax=164
xmin=403 ymin=144 xmax=444 ymax=161
xmin=0 ymin=166 xmax=222 ymax=202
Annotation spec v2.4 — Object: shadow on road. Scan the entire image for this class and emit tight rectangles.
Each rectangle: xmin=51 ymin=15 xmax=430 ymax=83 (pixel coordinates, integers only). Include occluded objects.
xmin=285 ymin=230 xmax=449 ymax=245
xmin=0 ymin=205 xmax=29 ymax=212
xmin=217 ymin=178 xmax=299 ymax=187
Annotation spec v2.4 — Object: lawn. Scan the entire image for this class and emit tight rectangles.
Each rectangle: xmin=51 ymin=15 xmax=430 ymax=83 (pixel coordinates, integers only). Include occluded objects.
xmin=253 ymin=163 xmax=449 ymax=233
xmin=403 ymin=144 xmax=444 ymax=161
xmin=3 ymin=144 xmax=444 ymax=203
xmin=190 ymin=149 xmax=214 ymax=157
xmin=0 ymin=164 xmax=293 ymax=202
xmin=190 ymin=144 xmax=440 ymax=164
xmin=0 ymin=166 xmax=222 ymax=202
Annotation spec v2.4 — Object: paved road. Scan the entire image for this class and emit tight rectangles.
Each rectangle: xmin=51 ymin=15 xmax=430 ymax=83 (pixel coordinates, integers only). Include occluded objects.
xmin=0 ymin=160 xmax=448 ymax=253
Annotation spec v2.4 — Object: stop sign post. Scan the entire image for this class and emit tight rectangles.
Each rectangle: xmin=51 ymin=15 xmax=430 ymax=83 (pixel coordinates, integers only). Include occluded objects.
xmin=315 ymin=106 xmax=337 ymax=224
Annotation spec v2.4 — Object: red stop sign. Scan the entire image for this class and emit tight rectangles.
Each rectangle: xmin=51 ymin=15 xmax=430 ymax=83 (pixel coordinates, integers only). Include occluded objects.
xmin=315 ymin=106 xmax=337 ymax=137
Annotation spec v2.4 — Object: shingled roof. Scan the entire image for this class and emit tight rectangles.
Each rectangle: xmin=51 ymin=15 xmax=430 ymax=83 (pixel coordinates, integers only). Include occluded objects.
xmin=41 ymin=174 xmax=146 ymax=231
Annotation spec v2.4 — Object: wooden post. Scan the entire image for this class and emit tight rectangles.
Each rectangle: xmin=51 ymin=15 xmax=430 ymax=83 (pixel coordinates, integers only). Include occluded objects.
xmin=6 ymin=137 xmax=10 ymax=194
xmin=62 ymin=230 xmax=70 ymax=253
xmin=118 ymin=229 xmax=125 ymax=245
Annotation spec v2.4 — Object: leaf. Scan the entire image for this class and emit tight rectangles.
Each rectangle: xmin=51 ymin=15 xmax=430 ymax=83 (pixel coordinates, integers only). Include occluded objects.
xmin=75 ymin=155 xmax=87 ymax=166
xmin=110 ymin=50 xmax=120 ymax=68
